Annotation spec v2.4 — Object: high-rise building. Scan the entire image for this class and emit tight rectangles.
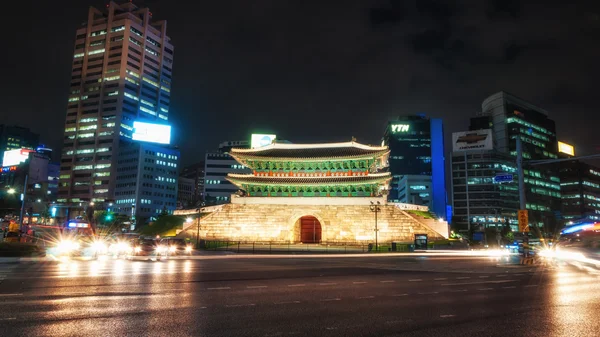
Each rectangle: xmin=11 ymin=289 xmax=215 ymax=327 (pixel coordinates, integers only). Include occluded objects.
xmin=466 ymin=91 xmax=561 ymax=232
xmin=382 ymin=115 xmax=446 ymax=218
xmin=113 ymin=142 xmax=179 ymax=221
xmin=59 ymin=1 xmax=174 ymax=206
xmin=0 ymin=125 xmax=39 ymax=163
xmin=204 ymin=141 xmax=251 ymax=204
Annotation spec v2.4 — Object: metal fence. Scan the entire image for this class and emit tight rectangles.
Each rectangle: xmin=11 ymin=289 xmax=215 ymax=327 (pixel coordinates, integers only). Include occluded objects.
xmin=199 ymin=240 xmax=426 ymax=254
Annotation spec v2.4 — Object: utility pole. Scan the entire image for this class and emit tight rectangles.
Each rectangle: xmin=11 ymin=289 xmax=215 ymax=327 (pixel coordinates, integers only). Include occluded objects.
xmin=196 ymin=207 xmax=201 ymax=249
xmin=370 ymin=201 xmax=381 ymax=251
xmin=18 ymin=174 xmax=28 ymax=233
xmin=516 ymin=138 xmax=529 ymax=257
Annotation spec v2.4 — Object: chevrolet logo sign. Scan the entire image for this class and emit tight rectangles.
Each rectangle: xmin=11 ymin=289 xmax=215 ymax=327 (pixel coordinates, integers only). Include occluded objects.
xmin=456 ymin=133 xmax=488 ymax=144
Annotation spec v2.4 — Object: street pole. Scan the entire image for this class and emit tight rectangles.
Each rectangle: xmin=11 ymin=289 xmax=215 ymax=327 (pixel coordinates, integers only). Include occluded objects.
xmin=19 ymin=174 xmax=28 ymax=233
xmin=516 ymin=138 xmax=529 ymax=257
xmin=375 ymin=208 xmax=378 ymax=251
xmin=313 ymin=219 xmax=315 ymax=243
xmin=370 ymin=201 xmax=380 ymax=252
xmin=196 ymin=208 xmax=201 ymax=249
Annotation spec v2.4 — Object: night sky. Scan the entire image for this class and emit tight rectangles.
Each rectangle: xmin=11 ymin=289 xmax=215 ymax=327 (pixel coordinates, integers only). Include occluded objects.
xmin=3 ymin=0 xmax=600 ymax=165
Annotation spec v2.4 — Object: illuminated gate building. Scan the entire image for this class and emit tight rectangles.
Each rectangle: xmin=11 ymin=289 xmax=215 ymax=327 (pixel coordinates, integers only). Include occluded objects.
xmin=181 ymin=140 xmax=448 ymax=243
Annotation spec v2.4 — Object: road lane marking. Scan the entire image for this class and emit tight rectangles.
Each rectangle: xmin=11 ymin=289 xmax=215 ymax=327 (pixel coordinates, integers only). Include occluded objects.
xmin=478 ymin=288 xmax=494 ymax=291
xmin=524 ymin=285 xmax=538 ymax=288
xmin=380 ymin=280 xmax=395 ymax=283
xmin=207 ymin=287 xmax=231 ymax=290
xmin=319 ymin=283 xmax=337 ymax=286
xmin=418 ymin=292 xmax=439 ymax=295
xmin=496 ymin=275 xmax=508 ymax=277
xmin=0 ymin=293 xmax=23 ymax=297
xmin=325 ymin=327 xmax=338 ymax=330
xmin=288 ymin=284 xmax=305 ymax=287
xmin=0 ymin=318 xmax=17 ymax=321
xmin=275 ymin=301 xmax=301 ymax=305
xmin=456 ymin=277 xmax=470 ymax=279
xmin=479 ymin=276 xmax=489 ymax=278
xmin=353 ymin=281 xmax=367 ymax=284
xmin=392 ymin=293 xmax=409 ymax=297
xmin=357 ymin=296 xmax=375 ymax=299
xmin=515 ymin=274 xmax=523 ymax=276
xmin=409 ymin=279 xmax=422 ymax=282
xmin=442 ymin=280 xmax=517 ymax=286
xmin=434 ymin=278 xmax=447 ymax=281
xmin=247 ymin=286 xmax=268 ymax=289
xmin=225 ymin=304 xmax=256 ymax=308
xmin=451 ymin=289 xmax=468 ymax=292
xmin=320 ymin=298 xmax=341 ymax=302
xmin=440 ymin=314 xmax=456 ymax=318
xmin=502 ymin=286 xmax=516 ymax=289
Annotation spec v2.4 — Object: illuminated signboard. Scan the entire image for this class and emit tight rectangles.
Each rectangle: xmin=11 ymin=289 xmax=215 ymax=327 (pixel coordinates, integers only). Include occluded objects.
xmin=390 ymin=124 xmax=410 ymax=133
xmin=558 ymin=141 xmax=575 ymax=156
xmin=132 ymin=121 xmax=171 ymax=144
xmin=2 ymin=148 xmax=33 ymax=167
xmin=1 ymin=166 xmax=18 ymax=173
xmin=251 ymin=134 xmax=276 ymax=148
xmin=452 ymin=129 xmax=493 ymax=152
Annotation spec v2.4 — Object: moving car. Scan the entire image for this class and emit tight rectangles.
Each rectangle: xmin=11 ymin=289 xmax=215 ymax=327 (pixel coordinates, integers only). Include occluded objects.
xmin=128 ymin=238 xmax=165 ymax=261
xmin=160 ymin=238 xmax=193 ymax=256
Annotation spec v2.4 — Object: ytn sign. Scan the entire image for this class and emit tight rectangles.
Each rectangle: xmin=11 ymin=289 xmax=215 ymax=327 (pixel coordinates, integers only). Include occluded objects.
xmin=390 ymin=124 xmax=410 ymax=133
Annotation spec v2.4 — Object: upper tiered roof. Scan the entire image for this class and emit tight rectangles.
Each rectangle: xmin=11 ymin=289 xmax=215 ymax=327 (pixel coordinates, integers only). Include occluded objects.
xmin=229 ymin=141 xmax=389 ymax=162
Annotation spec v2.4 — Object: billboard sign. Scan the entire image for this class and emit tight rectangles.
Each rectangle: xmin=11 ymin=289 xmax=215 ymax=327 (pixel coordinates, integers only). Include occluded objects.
xmin=2 ymin=148 xmax=33 ymax=167
xmin=558 ymin=141 xmax=574 ymax=156
xmin=251 ymin=134 xmax=276 ymax=148
xmin=390 ymin=124 xmax=410 ymax=133
xmin=452 ymin=129 xmax=493 ymax=152
xmin=132 ymin=121 xmax=171 ymax=144
xmin=494 ymin=174 xmax=513 ymax=183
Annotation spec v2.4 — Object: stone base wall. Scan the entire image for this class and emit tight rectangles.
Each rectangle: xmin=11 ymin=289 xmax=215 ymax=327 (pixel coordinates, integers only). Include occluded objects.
xmin=179 ymin=203 xmax=446 ymax=243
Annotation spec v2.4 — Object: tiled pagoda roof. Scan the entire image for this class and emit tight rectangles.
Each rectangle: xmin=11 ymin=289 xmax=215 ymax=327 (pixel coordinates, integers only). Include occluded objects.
xmin=226 ymin=172 xmax=392 ymax=187
xmin=229 ymin=141 xmax=389 ymax=161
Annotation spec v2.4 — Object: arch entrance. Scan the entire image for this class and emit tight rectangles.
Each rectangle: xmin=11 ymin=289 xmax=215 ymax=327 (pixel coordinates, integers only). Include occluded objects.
xmin=298 ymin=216 xmax=322 ymax=243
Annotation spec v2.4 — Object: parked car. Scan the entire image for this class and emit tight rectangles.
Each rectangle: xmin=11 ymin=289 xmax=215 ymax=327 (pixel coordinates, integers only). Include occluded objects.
xmin=160 ymin=238 xmax=193 ymax=256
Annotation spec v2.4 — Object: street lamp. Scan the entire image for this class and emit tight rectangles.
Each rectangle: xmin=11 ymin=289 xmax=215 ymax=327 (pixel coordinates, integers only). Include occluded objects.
xmin=7 ymin=188 xmax=16 ymax=194
xmin=369 ymin=201 xmax=381 ymax=251
xmin=195 ymin=207 xmax=201 ymax=249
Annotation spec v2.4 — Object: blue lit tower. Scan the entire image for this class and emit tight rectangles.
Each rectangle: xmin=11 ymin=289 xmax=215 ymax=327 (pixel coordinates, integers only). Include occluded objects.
xmin=382 ymin=115 xmax=447 ymax=219
xmin=58 ymin=1 xmax=174 ymax=209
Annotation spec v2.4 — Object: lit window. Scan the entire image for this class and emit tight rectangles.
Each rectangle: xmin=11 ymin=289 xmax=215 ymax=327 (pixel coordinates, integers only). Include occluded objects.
xmin=76 ymin=149 xmax=94 ymax=154
xmin=125 ymin=77 xmax=139 ymax=85
xmin=104 ymin=75 xmax=120 ymax=82
xmin=95 ymin=172 xmax=110 ymax=177
xmin=65 ymin=127 xmax=76 ymax=132
xmin=99 ymin=131 xmax=114 ymax=136
xmin=145 ymin=47 xmax=158 ymax=57
xmin=120 ymin=123 xmax=133 ymax=131
xmin=141 ymin=99 xmax=154 ymax=107
xmin=124 ymin=92 xmax=139 ymax=101
xmin=74 ymin=165 xmax=93 ymax=170
xmin=96 ymin=148 xmax=110 ymax=153
xmin=126 ymin=69 xmax=140 ymax=78
xmin=80 ymin=125 xmax=97 ymax=131
xmin=74 ymin=53 xmax=84 ymax=58
xmin=108 ymin=90 xmax=119 ymax=96
xmin=160 ymin=86 xmax=170 ymax=93
xmin=142 ymin=77 xmax=159 ymax=88
xmin=77 ymin=133 xmax=94 ymax=138
xmin=80 ymin=117 xmax=97 ymax=123
xmin=140 ymin=106 xmax=156 ymax=115
xmin=95 ymin=164 xmax=111 ymax=169
xmin=158 ymin=114 xmax=168 ymax=120
xmin=68 ymin=96 xmax=80 ymax=102
xmin=111 ymin=25 xmax=125 ymax=32
xmin=88 ymin=48 xmax=106 ymax=55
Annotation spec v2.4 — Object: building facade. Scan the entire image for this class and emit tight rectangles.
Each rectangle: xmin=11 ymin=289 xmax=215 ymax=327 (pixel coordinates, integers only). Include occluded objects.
xmin=179 ymin=161 xmax=205 ymax=205
xmin=113 ymin=142 xmax=179 ymax=221
xmin=177 ymin=177 xmax=195 ymax=208
xmin=59 ymin=1 xmax=174 ymax=205
xmin=203 ymin=141 xmax=251 ymax=204
xmin=450 ymin=150 xmax=519 ymax=232
xmin=382 ymin=115 xmax=446 ymax=219
xmin=559 ymin=161 xmax=600 ymax=223
xmin=0 ymin=125 xmax=39 ymax=163
xmin=466 ymin=91 xmax=561 ymax=232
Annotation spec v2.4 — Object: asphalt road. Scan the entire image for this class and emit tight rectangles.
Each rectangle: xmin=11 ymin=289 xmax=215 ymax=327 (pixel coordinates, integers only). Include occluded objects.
xmin=0 ymin=255 xmax=599 ymax=337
